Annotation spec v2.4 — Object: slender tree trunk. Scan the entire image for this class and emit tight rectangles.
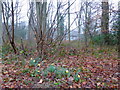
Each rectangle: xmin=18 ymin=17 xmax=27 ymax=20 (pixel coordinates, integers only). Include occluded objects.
xmin=78 ymin=10 xmax=82 ymax=42
xmin=42 ymin=1 xmax=47 ymax=35
xmin=118 ymin=1 xmax=120 ymax=58
xmin=68 ymin=0 xmax=70 ymax=42
xmin=84 ymin=1 xmax=88 ymax=47
xmin=59 ymin=14 xmax=64 ymax=39
xmin=16 ymin=1 xmax=18 ymax=31
xmin=0 ymin=1 xmax=2 ymax=46
xmin=28 ymin=1 xmax=34 ymax=43
xmin=2 ymin=1 xmax=17 ymax=54
xmin=57 ymin=0 xmax=60 ymax=37
xmin=11 ymin=0 xmax=17 ymax=54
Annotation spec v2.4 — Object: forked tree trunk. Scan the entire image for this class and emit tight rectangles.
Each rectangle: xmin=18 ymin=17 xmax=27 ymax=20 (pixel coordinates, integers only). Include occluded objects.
xmin=2 ymin=1 xmax=17 ymax=54
xmin=35 ymin=0 xmax=47 ymax=59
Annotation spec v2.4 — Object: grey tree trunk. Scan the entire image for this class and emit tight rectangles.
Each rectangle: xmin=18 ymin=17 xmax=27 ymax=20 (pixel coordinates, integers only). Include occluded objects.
xmin=36 ymin=1 xmax=42 ymax=36
xmin=101 ymin=0 xmax=109 ymax=45
xmin=35 ymin=0 xmax=47 ymax=59
xmin=59 ymin=14 xmax=64 ymax=39
xmin=118 ymin=1 xmax=120 ymax=58
xmin=28 ymin=1 xmax=34 ymax=43
xmin=68 ymin=0 xmax=70 ymax=42
xmin=78 ymin=2 xmax=84 ymax=46
xmin=57 ymin=0 xmax=60 ymax=37
xmin=15 ymin=1 xmax=19 ymax=31
xmin=0 ymin=1 xmax=2 ymax=46
xmin=78 ymin=5 xmax=82 ymax=42
xmin=42 ymin=1 xmax=47 ymax=35
xmin=84 ymin=1 xmax=88 ymax=47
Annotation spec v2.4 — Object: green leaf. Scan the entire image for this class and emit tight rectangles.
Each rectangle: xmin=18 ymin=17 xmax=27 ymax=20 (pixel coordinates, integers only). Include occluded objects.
xmin=74 ymin=75 xmax=80 ymax=82
xmin=20 ymin=50 xmax=24 ymax=54
xmin=22 ymin=68 xmax=30 ymax=73
xmin=54 ymin=82 xmax=61 ymax=85
xmin=29 ymin=59 xmax=37 ymax=66
xmin=47 ymin=65 xmax=56 ymax=72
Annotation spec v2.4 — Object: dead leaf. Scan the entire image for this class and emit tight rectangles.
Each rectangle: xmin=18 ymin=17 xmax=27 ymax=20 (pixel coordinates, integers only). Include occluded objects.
xmin=10 ymin=85 xmax=15 ymax=88
xmin=97 ymin=82 xmax=101 ymax=86
xmin=68 ymin=76 xmax=74 ymax=82
xmin=3 ymin=71 xmax=8 ymax=74
xmin=82 ymin=81 xmax=87 ymax=85
xmin=112 ymin=77 xmax=118 ymax=81
xmin=38 ymin=79 xmax=43 ymax=84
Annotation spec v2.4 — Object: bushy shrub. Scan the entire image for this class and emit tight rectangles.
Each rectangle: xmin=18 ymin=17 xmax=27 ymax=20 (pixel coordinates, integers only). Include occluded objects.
xmin=92 ymin=33 xmax=118 ymax=45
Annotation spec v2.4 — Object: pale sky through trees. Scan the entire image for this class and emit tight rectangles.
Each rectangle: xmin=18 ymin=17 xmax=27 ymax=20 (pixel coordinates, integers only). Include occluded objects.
xmin=18 ymin=0 xmax=119 ymax=29
xmin=2 ymin=0 xmax=119 ymax=30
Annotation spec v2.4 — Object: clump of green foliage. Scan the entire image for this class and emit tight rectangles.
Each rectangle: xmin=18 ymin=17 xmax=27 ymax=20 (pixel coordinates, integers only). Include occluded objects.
xmin=92 ymin=33 xmax=118 ymax=45
xmin=47 ymin=65 xmax=56 ymax=72
xmin=2 ymin=44 xmax=12 ymax=55
xmin=41 ymin=65 xmax=71 ymax=79
xmin=29 ymin=57 xmax=42 ymax=66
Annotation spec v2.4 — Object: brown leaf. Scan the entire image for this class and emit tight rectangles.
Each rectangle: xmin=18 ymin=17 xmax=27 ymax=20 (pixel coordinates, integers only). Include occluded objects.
xmin=82 ymin=81 xmax=87 ymax=85
xmin=68 ymin=76 xmax=74 ymax=82
xmin=10 ymin=85 xmax=15 ymax=88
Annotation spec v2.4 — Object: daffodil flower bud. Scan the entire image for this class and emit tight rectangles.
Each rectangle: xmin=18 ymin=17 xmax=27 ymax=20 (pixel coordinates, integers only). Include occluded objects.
xmin=38 ymin=64 xmax=40 ymax=67
xmin=37 ymin=71 xmax=40 ymax=73
xmin=33 ymin=60 xmax=35 ymax=62
xmin=65 ymin=70 xmax=69 ymax=73
xmin=77 ymin=75 xmax=80 ymax=78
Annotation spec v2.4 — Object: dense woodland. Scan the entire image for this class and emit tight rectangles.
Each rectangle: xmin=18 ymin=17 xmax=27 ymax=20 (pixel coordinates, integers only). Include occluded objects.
xmin=0 ymin=0 xmax=120 ymax=88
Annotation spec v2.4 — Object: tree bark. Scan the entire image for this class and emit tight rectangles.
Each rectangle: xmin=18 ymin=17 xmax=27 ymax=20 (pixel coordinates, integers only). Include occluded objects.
xmin=84 ymin=1 xmax=88 ymax=47
xmin=11 ymin=0 xmax=17 ymax=54
xmin=0 ymin=1 xmax=2 ymax=46
xmin=2 ymin=1 xmax=17 ymax=54
xmin=35 ymin=0 xmax=47 ymax=59
xmin=57 ymin=0 xmax=60 ymax=37
xmin=68 ymin=0 xmax=70 ymax=42
xmin=118 ymin=1 xmax=120 ymax=58
xmin=101 ymin=0 xmax=109 ymax=45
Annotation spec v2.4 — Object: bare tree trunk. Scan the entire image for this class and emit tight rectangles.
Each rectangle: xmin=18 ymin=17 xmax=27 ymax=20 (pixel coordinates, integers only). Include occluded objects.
xmin=42 ymin=1 xmax=47 ymax=35
xmin=29 ymin=0 xmax=76 ymax=59
xmin=28 ymin=1 xmax=34 ymax=44
xmin=11 ymin=0 xmax=17 ymax=54
xmin=118 ymin=1 xmax=120 ymax=58
xmin=35 ymin=0 xmax=47 ymax=59
xmin=36 ymin=1 xmax=42 ymax=58
xmin=84 ymin=1 xmax=88 ymax=47
xmin=0 ymin=1 xmax=2 ymax=87
xmin=0 ymin=1 xmax=2 ymax=46
xmin=68 ymin=0 xmax=70 ymax=42
xmin=15 ymin=1 xmax=19 ymax=30
xmin=101 ymin=0 xmax=109 ymax=45
xmin=78 ymin=2 xmax=83 ymax=43
xmin=57 ymin=0 xmax=60 ymax=37
xmin=2 ymin=1 xmax=17 ymax=54
xmin=78 ymin=10 xmax=81 ymax=42
xmin=2 ymin=1 xmax=9 ymax=44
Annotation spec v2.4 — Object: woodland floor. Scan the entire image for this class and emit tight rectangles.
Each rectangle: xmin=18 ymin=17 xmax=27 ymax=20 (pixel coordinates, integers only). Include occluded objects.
xmin=1 ymin=45 xmax=119 ymax=88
